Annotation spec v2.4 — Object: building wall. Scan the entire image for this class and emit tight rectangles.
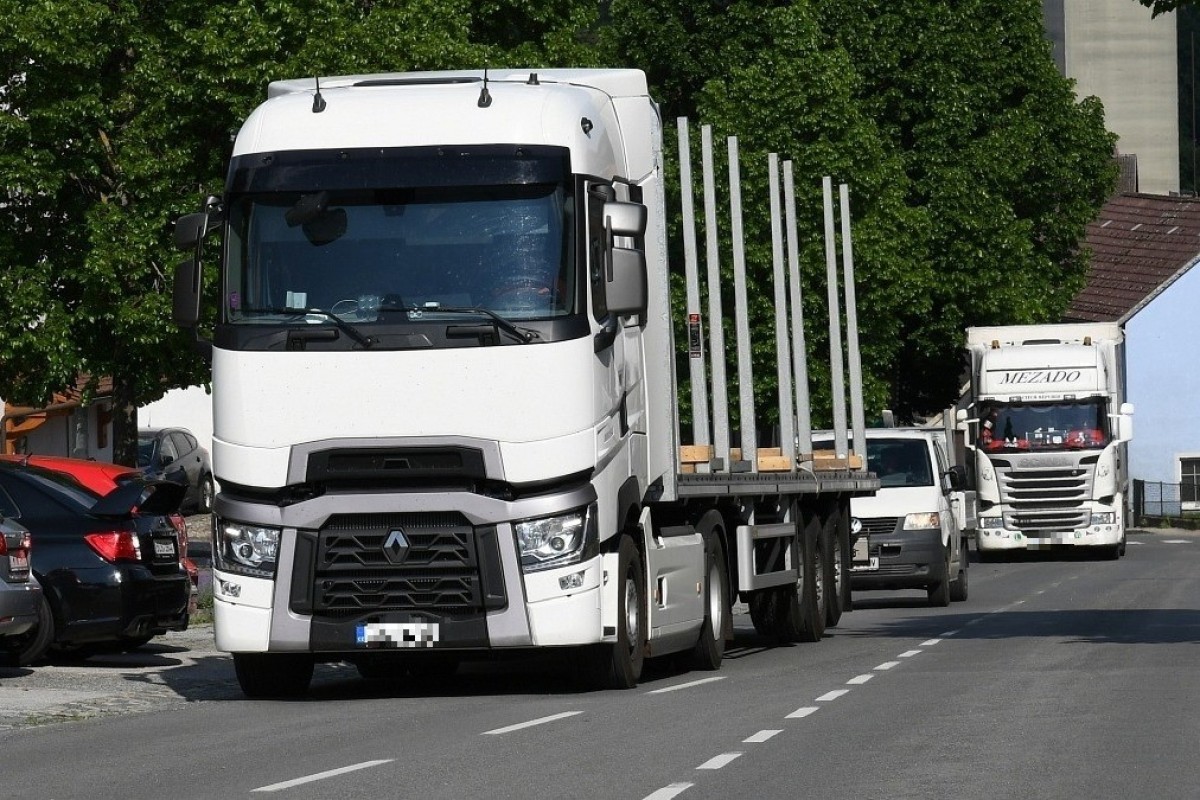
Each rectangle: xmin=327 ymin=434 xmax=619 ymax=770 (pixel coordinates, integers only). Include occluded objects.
xmin=1046 ymin=0 xmax=1180 ymax=195
xmin=1125 ymin=262 xmax=1200 ymax=483
xmin=138 ymin=385 xmax=214 ymax=460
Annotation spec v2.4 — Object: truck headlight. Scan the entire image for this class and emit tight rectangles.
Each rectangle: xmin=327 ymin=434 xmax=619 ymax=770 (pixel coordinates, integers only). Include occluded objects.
xmin=979 ymin=516 xmax=1004 ymax=529
xmin=515 ymin=504 xmax=598 ymax=572
xmin=1091 ymin=512 xmax=1116 ymax=525
xmin=902 ymin=512 xmax=941 ymax=530
xmin=214 ymin=518 xmax=280 ymax=578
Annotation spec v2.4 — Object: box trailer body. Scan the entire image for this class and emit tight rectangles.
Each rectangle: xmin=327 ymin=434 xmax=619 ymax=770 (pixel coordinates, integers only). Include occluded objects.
xmin=173 ymin=69 xmax=876 ymax=697
xmin=965 ymin=323 xmax=1133 ymax=558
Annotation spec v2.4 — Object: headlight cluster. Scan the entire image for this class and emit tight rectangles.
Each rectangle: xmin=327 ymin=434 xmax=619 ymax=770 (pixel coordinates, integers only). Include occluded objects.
xmin=902 ymin=512 xmax=941 ymax=530
xmin=1091 ymin=512 xmax=1116 ymax=525
xmin=214 ymin=518 xmax=280 ymax=578
xmin=979 ymin=516 xmax=1005 ymax=529
xmin=514 ymin=504 xmax=598 ymax=572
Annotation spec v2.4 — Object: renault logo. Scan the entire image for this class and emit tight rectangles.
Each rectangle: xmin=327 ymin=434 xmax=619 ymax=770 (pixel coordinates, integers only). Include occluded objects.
xmin=850 ymin=517 xmax=863 ymax=536
xmin=383 ymin=528 xmax=410 ymax=564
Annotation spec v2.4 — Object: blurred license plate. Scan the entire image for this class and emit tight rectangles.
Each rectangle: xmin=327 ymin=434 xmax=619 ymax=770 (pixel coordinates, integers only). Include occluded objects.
xmin=356 ymin=622 xmax=440 ymax=649
xmin=153 ymin=539 xmax=177 ymax=559
xmin=9 ymin=552 xmax=28 ymax=572
xmin=851 ymin=557 xmax=879 ymax=572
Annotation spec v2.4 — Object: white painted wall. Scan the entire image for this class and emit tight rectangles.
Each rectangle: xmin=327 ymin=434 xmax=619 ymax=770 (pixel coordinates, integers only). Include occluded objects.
xmin=1125 ymin=262 xmax=1200 ymax=483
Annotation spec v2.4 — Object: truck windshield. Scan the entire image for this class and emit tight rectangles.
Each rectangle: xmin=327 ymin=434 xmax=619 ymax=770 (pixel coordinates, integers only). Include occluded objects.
xmin=977 ymin=399 xmax=1110 ymax=451
xmin=225 ymin=183 xmax=573 ymax=325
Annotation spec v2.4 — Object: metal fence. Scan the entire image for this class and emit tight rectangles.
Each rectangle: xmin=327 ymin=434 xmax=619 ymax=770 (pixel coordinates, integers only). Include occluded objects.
xmin=1133 ymin=479 xmax=1198 ymax=518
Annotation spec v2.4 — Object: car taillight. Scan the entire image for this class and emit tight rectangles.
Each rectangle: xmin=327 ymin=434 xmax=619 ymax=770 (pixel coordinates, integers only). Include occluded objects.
xmin=169 ymin=513 xmax=189 ymax=557
xmin=85 ymin=530 xmax=142 ymax=563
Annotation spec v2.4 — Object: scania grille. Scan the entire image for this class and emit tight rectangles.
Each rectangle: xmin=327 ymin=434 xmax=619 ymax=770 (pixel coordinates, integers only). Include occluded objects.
xmin=304 ymin=512 xmax=505 ymax=618
xmin=998 ymin=465 xmax=1091 ymax=532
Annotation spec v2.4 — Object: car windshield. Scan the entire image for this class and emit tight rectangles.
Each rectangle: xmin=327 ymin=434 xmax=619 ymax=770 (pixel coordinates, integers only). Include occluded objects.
xmin=867 ymin=440 xmax=934 ymax=488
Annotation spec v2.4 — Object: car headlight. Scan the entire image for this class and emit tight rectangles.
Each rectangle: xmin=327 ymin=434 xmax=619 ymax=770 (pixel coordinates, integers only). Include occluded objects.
xmin=1091 ymin=512 xmax=1116 ymax=525
xmin=515 ymin=504 xmax=598 ymax=572
xmin=902 ymin=512 xmax=941 ymax=530
xmin=214 ymin=518 xmax=280 ymax=578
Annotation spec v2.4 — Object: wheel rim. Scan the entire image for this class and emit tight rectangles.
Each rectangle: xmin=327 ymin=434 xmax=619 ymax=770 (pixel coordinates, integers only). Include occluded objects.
xmin=706 ymin=562 xmax=724 ymax=639
xmin=832 ymin=539 xmax=844 ymax=596
xmin=624 ymin=575 xmax=640 ymax=650
xmin=813 ymin=543 xmax=825 ymax=606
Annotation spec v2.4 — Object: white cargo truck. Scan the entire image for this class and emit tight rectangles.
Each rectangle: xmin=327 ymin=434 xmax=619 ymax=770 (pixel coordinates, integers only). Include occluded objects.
xmin=173 ymin=68 xmax=877 ymax=697
xmin=964 ymin=323 xmax=1134 ymax=559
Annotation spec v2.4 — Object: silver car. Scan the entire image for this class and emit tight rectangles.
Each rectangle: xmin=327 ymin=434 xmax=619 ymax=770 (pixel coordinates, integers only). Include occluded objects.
xmin=0 ymin=512 xmax=43 ymax=661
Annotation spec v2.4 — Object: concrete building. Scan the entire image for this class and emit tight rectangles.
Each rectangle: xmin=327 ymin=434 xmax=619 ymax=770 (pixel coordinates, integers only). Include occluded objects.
xmin=1044 ymin=0 xmax=1180 ymax=195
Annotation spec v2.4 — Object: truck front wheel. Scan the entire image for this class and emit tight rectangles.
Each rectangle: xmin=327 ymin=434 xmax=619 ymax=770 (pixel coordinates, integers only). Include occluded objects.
xmin=574 ymin=535 xmax=646 ymax=690
xmin=234 ymin=653 xmax=314 ymax=699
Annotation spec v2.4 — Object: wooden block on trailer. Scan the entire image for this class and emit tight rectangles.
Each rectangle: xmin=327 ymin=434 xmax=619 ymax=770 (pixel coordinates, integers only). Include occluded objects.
xmin=679 ymin=445 xmax=715 ymax=463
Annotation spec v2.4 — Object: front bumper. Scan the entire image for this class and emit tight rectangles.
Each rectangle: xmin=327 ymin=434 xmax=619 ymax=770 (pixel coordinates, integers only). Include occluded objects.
xmin=0 ymin=579 xmax=41 ymax=638
xmin=850 ymin=528 xmax=946 ymax=591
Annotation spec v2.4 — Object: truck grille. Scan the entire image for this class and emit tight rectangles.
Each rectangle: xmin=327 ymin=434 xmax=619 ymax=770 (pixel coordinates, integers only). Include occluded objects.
xmin=854 ymin=517 xmax=900 ymax=537
xmin=305 ymin=512 xmax=505 ymax=618
xmin=997 ymin=462 xmax=1092 ymax=533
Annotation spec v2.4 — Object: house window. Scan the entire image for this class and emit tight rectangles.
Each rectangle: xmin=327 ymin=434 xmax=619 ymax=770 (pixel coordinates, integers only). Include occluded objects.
xmin=1181 ymin=457 xmax=1200 ymax=507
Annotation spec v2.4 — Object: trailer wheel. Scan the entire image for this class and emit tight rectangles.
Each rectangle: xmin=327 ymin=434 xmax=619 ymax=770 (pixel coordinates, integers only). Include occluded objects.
xmin=234 ymin=653 xmax=314 ymax=699
xmin=691 ymin=512 xmax=729 ymax=670
xmin=754 ymin=516 xmax=824 ymax=643
xmin=823 ymin=511 xmax=844 ymax=628
xmin=949 ymin=539 xmax=969 ymax=602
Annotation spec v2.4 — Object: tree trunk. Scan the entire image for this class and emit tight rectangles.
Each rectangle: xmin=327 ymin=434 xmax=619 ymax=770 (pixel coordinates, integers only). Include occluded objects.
xmin=110 ymin=378 xmax=139 ymax=467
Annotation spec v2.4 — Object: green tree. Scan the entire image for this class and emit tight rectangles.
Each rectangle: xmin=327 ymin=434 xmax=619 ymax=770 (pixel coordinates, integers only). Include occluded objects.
xmin=0 ymin=0 xmax=595 ymax=464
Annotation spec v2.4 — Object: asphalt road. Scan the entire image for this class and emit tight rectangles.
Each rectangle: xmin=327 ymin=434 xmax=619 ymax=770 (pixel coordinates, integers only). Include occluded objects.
xmin=1 ymin=529 xmax=1198 ymax=799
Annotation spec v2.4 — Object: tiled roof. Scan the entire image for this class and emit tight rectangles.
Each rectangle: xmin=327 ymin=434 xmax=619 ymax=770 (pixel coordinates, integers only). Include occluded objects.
xmin=1067 ymin=193 xmax=1200 ymax=323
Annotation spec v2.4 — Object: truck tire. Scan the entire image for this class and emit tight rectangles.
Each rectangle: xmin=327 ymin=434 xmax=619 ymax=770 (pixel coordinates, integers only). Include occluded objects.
xmin=949 ymin=539 xmax=969 ymax=602
xmin=574 ymin=536 xmax=646 ymax=690
xmin=755 ymin=516 xmax=825 ymax=643
xmin=823 ymin=511 xmax=844 ymax=628
xmin=691 ymin=512 xmax=730 ymax=670
xmin=928 ymin=544 xmax=951 ymax=607
xmin=234 ymin=653 xmax=314 ymax=699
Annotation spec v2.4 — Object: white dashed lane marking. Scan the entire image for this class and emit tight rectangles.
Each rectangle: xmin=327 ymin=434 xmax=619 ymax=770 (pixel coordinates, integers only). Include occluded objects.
xmin=786 ymin=706 xmax=819 ymax=719
xmin=643 ymin=782 xmax=693 ymax=800
xmin=697 ymin=752 xmax=743 ymax=770
xmin=847 ymin=674 xmax=874 ymax=685
xmin=899 ymin=649 xmax=922 ymax=658
xmin=646 ymin=676 xmax=726 ymax=695
xmin=1162 ymin=539 xmax=1192 ymax=544
xmin=816 ymin=689 xmax=850 ymax=702
xmin=744 ymin=730 xmax=783 ymax=743
xmin=482 ymin=711 xmax=583 ymax=735
xmin=875 ymin=661 xmax=901 ymax=671
xmin=252 ymin=760 xmax=393 ymax=793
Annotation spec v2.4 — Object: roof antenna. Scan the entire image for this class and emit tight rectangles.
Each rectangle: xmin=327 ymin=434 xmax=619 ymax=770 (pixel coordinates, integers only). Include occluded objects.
xmin=312 ymin=76 xmax=327 ymax=114
xmin=477 ymin=67 xmax=492 ymax=108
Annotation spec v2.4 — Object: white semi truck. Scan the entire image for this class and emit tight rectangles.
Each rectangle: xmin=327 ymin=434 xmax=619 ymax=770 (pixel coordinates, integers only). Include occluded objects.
xmin=964 ymin=323 xmax=1134 ymax=559
xmin=173 ymin=68 xmax=876 ymax=697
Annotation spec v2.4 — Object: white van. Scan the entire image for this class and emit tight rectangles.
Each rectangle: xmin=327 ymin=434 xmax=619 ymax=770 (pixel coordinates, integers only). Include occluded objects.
xmin=815 ymin=428 xmax=970 ymax=606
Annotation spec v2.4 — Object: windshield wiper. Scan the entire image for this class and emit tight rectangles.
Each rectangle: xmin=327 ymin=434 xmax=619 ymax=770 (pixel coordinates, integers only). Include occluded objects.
xmin=388 ymin=303 xmax=540 ymax=344
xmin=239 ymin=307 xmax=374 ymax=348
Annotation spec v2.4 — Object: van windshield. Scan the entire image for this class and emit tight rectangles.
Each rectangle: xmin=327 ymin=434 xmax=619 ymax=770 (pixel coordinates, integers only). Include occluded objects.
xmin=867 ymin=440 xmax=933 ymax=488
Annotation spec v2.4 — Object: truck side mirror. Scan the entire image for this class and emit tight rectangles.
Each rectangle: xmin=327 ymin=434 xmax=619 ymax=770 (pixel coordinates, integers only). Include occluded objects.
xmin=173 ymin=258 xmax=202 ymax=328
xmin=945 ymin=464 xmax=967 ymax=491
xmin=174 ymin=212 xmax=210 ymax=251
xmin=603 ymin=200 xmax=649 ymax=318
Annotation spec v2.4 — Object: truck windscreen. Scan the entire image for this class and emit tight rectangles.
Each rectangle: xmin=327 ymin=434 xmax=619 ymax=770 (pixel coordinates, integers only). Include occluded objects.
xmin=222 ymin=146 xmax=576 ymax=329
xmin=978 ymin=399 xmax=1110 ymax=451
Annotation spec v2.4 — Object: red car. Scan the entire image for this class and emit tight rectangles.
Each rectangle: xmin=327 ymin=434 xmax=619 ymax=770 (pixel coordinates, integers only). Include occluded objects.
xmin=0 ymin=455 xmax=199 ymax=613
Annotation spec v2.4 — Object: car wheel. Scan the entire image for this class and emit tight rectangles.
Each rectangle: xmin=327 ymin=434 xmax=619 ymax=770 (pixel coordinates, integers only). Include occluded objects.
xmin=0 ymin=593 xmax=55 ymax=667
xmin=928 ymin=545 xmax=952 ymax=607
xmin=949 ymin=540 xmax=969 ymax=602
xmin=198 ymin=474 xmax=215 ymax=513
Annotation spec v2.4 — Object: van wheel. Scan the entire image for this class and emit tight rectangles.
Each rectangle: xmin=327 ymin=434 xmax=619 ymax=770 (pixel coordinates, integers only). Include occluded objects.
xmin=691 ymin=512 xmax=729 ymax=670
xmin=234 ymin=653 xmax=314 ymax=698
xmin=949 ymin=540 xmax=969 ymax=602
xmin=928 ymin=544 xmax=951 ymax=607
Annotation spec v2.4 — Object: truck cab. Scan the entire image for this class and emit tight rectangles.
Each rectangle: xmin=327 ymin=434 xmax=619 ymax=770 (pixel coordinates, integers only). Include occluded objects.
xmin=816 ymin=429 xmax=969 ymax=606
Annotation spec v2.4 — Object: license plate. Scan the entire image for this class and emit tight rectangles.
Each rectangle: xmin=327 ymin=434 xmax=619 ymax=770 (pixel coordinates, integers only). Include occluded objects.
xmin=851 ymin=557 xmax=880 ymax=572
xmin=153 ymin=539 xmax=177 ymax=559
xmin=356 ymin=622 xmax=440 ymax=649
xmin=9 ymin=552 xmax=28 ymax=572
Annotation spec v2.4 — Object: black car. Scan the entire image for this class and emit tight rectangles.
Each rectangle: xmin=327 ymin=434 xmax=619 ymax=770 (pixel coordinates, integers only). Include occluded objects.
xmin=137 ymin=427 xmax=214 ymax=512
xmin=0 ymin=462 xmax=190 ymax=666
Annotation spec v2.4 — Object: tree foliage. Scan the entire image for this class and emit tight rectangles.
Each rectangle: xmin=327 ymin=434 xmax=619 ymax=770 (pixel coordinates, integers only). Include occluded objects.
xmin=0 ymin=0 xmax=1119 ymax=463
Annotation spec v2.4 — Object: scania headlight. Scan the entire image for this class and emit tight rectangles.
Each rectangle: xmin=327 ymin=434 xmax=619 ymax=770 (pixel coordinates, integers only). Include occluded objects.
xmin=515 ymin=504 xmax=598 ymax=572
xmin=980 ymin=516 xmax=1004 ymax=529
xmin=902 ymin=512 xmax=941 ymax=530
xmin=1091 ymin=512 xmax=1116 ymax=525
xmin=214 ymin=518 xmax=280 ymax=578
